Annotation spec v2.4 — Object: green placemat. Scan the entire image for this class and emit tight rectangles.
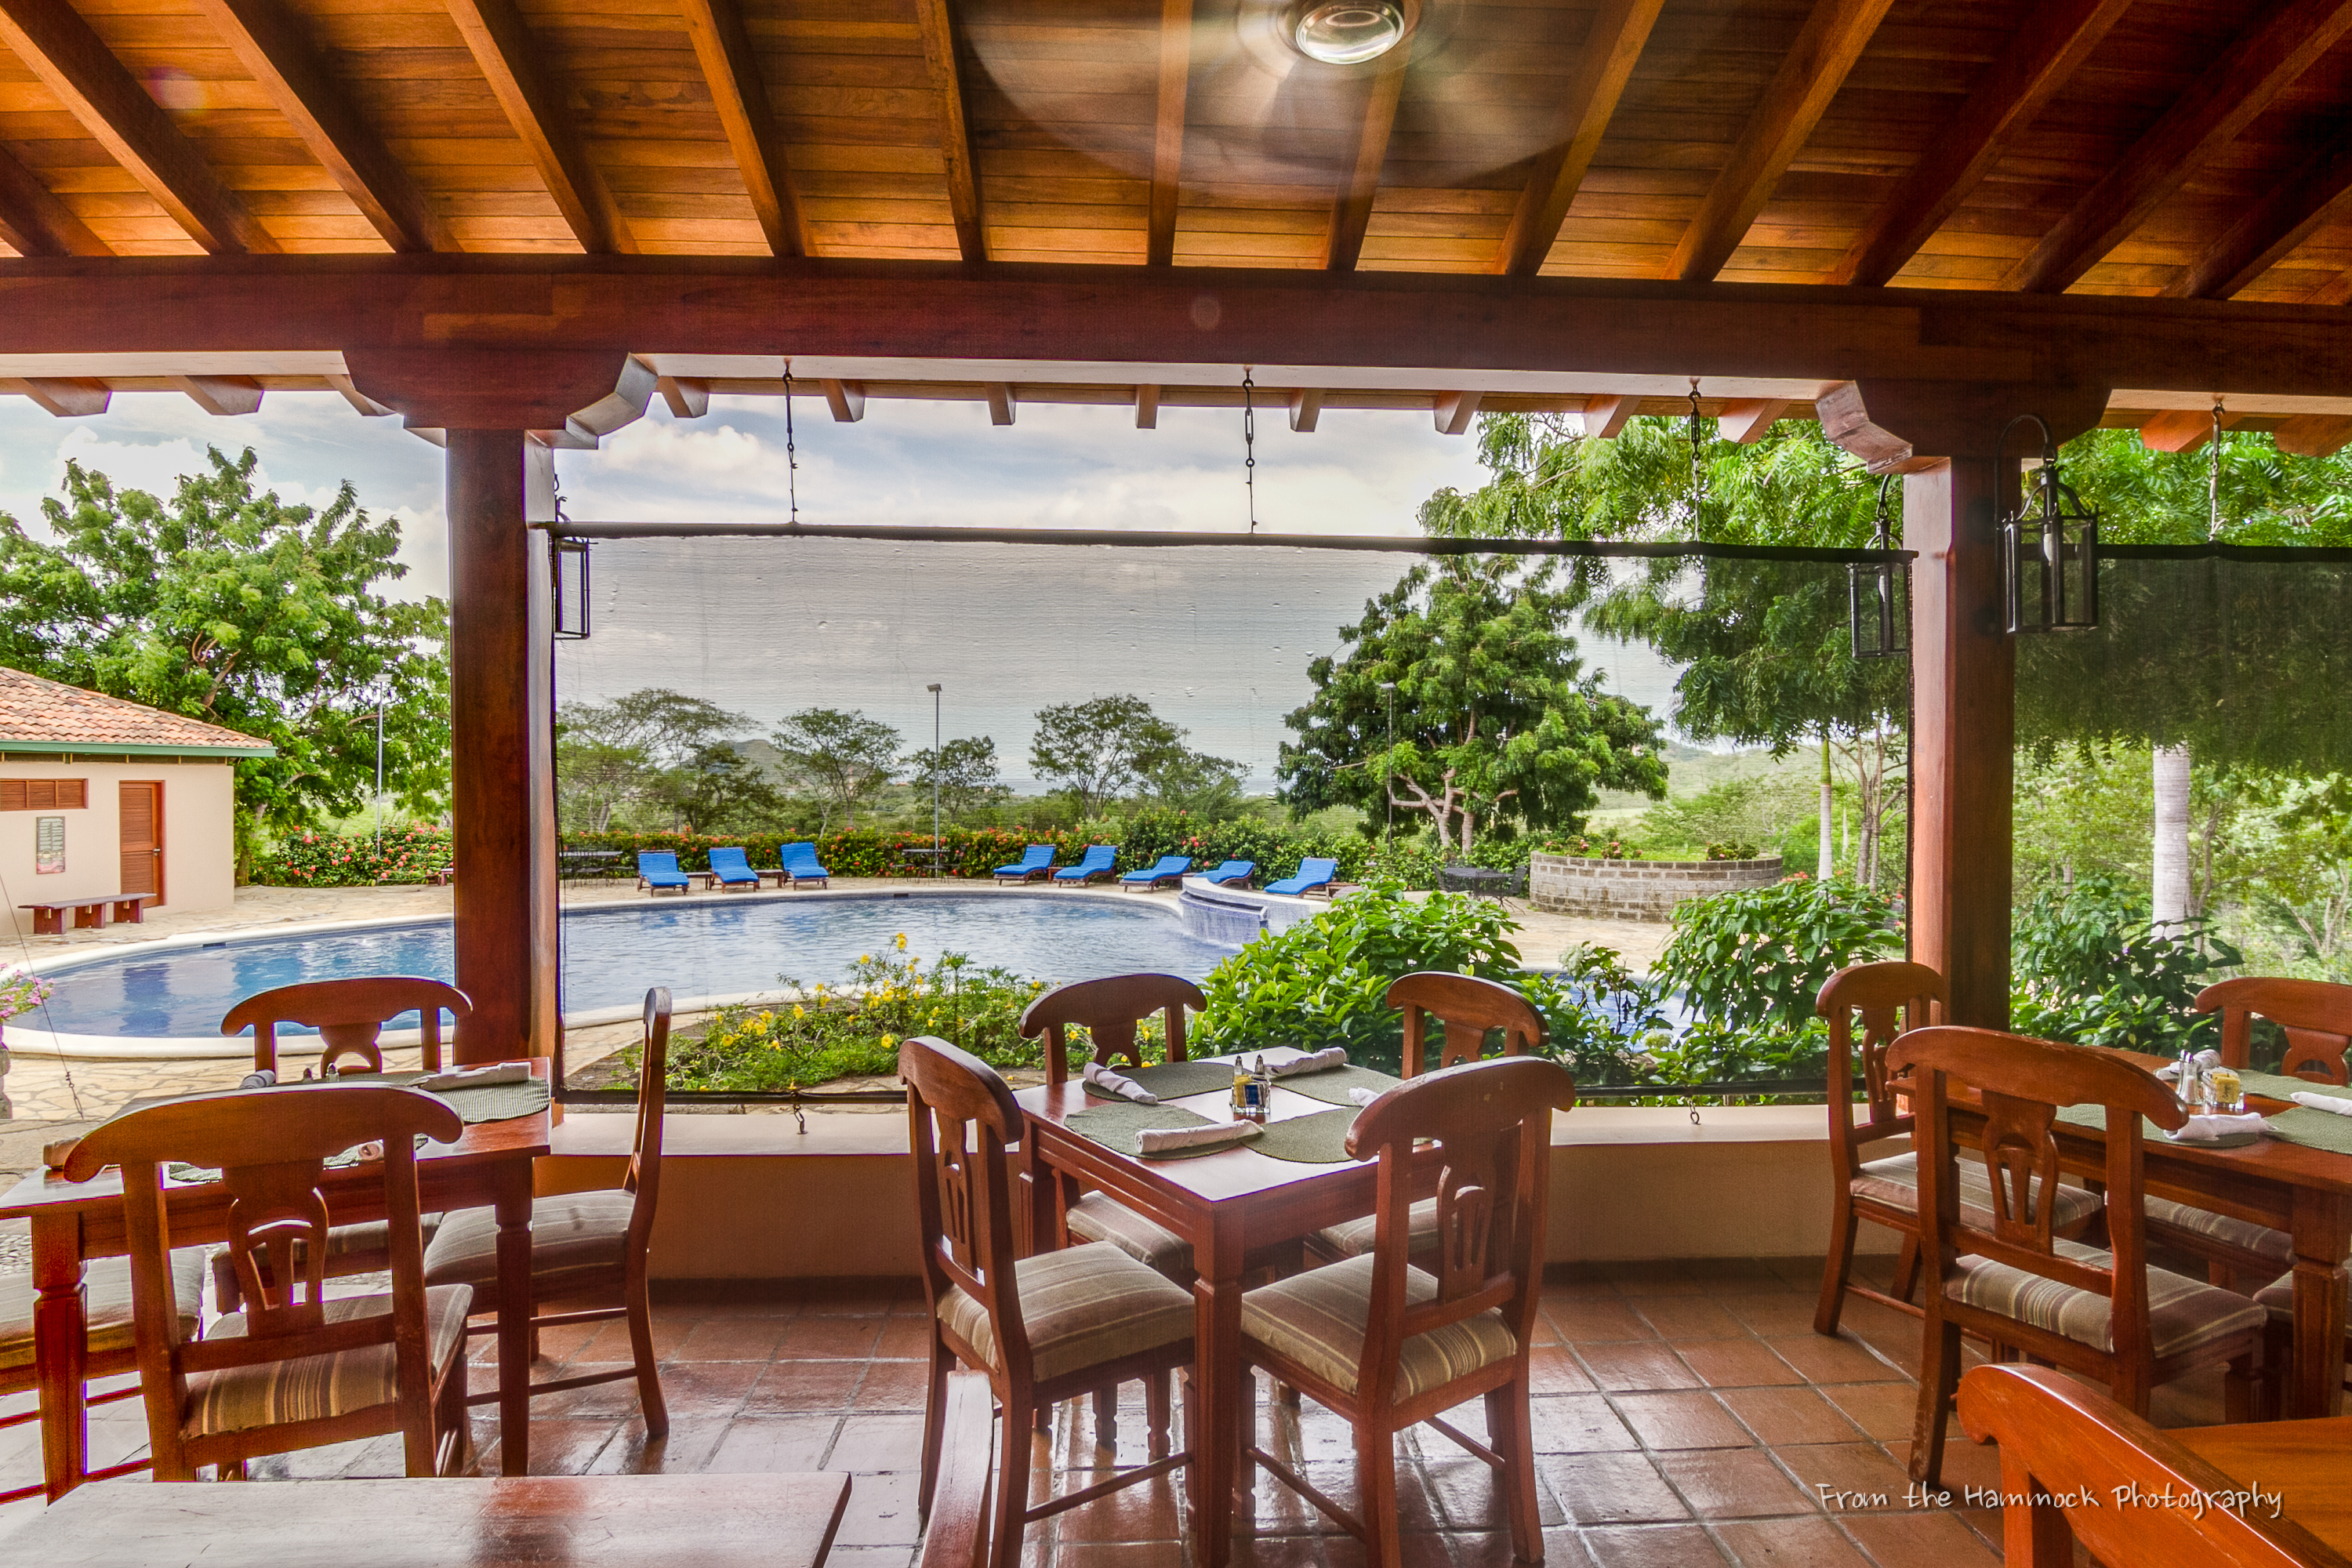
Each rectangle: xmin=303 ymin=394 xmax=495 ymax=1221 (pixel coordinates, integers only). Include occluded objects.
xmin=2055 ymin=1101 xmax=2352 ymax=1154
xmin=1079 ymin=1059 xmax=1237 ymax=1103
xmin=302 ymin=1070 xmax=550 ymax=1125
xmin=1252 ymin=1106 xmax=1361 ymax=1164
xmin=1065 ymin=1102 xmax=1236 ymax=1160
xmin=1274 ymin=1063 xmax=1399 ymax=1108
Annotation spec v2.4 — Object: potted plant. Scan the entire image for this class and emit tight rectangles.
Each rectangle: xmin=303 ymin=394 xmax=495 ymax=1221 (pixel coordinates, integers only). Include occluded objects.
xmin=0 ymin=963 xmax=48 ymax=1119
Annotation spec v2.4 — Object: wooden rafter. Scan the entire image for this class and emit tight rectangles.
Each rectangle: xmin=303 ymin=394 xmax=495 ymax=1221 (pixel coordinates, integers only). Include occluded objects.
xmin=1493 ymin=0 xmax=1663 ymax=277
xmin=677 ymin=0 xmax=809 ymax=259
xmin=1134 ymin=384 xmax=1160 ymax=427
xmin=167 ymin=374 xmax=263 ymax=415
xmin=2136 ymin=407 xmax=2230 ymax=452
xmin=2003 ymin=0 xmax=2352 ymax=294
xmin=1832 ymin=0 xmax=2130 ymax=287
xmin=0 ymin=138 xmax=106 ymax=256
xmin=2272 ymin=414 xmax=2352 ymax=456
xmin=1324 ymin=49 xmax=1410 ymax=271
xmin=194 ymin=0 xmax=452 ymax=253
xmin=2165 ymin=128 xmax=2352 ymax=299
xmin=1434 ymin=390 xmax=1481 ymax=434
xmin=1716 ymin=399 xmax=1789 ymax=442
xmin=1288 ymin=388 xmax=1322 ymax=432
xmin=984 ymin=382 xmax=1014 ymax=424
xmin=0 ymin=0 xmax=278 ymax=254
xmin=1578 ymin=396 xmax=1640 ymax=437
xmin=1147 ymin=0 xmax=1191 ymax=266
xmin=657 ymin=376 xmax=710 ymax=418
xmin=822 ymin=379 xmax=866 ymax=422
xmin=914 ymin=0 xmax=985 ymax=262
xmin=1667 ymin=0 xmax=1894 ymax=282
xmin=445 ymin=0 xmax=634 ymax=255
xmin=0 ymin=376 xmax=108 ymax=415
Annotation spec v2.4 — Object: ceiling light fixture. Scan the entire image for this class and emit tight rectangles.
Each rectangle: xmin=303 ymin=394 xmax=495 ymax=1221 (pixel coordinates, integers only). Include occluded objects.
xmin=1291 ymin=1 xmax=1409 ymax=64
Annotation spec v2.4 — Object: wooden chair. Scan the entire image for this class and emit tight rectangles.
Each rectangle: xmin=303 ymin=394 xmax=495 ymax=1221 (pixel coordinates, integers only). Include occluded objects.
xmin=212 ymin=978 xmax=474 ymax=1313
xmin=917 ymin=1370 xmax=996 ymax=1568
xmin=60 ymin=1083 xmax=472 ymax=1480
xmin=421 ymin=987 xmax=671 ymax=1438
xmin=1896 ymin=1025 xmax=2267 ymax=1487
xmin=1813 ymin=960 xmax=2103 ymax=1336
xmin=902 ymin=1035 xmax=1196 ymax=1568
xmin=1236 ymin=1055 xmax=1576 ymax=1568
xmin=1307 ymin=971 xmax=1548 ymax=1266
xmin=1955 ymin=1363 xmax=2350 ymax=1568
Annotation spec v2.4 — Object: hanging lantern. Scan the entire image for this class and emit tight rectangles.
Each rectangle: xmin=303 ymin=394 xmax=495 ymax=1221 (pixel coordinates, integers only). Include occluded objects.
xmin=1998 ymin=414 xmax=2099 ymax=634
xmin=1849 ymin=475 xmax=1908 ymax=659
xmin=552 ymin=535 xmax=590 ymax=640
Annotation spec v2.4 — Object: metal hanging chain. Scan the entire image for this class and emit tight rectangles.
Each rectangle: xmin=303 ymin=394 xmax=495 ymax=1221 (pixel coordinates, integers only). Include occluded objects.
xmin=1243 ymin=368 xmax=1258 ymax=535
xmin=1686 ymin=377 xmax=1705 ymax=517
xmin=783 ymin=362 xmax=800 ymax=527
xmin=2208 ymin=397 xmax=2223 ymax=541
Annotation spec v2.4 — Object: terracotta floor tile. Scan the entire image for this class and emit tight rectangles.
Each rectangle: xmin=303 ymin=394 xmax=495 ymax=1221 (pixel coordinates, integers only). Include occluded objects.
xmin=742 ymin=1359 xmax=866 ymax=1414
xmin=700 ymin=1414 xmax=840 ymax=1472
xmin=1714 ymin=1388 xmax=1864 ymax=1448
xmin=1707 ymin=1515 xmax=1869 ymax=1566
xmin=823 ymin=1551 xmax=916 ymax=1568
xmin=1532 ymin=1526 xmax=1600 ymax=1567
xmin=1632 ymin=1300 xmax=1747 ymax=1341
xmin=1766 ymin=1443 xmax=1911 ymax=1512
xmin=1057 ymin=1544 xmax=1190 ymax=1568
xmin=1651 ymin=1450 xmax=1813 ymax=1519
xmin=1886 ymin=1432 xmax=2003 ymax=1497
xmin=1674 ymin=1341 xmax=1803 ymax=1392
xmin=1526 ymin=1345 xmax=1599 ymax=1394
xmin=1837 ymin=1509 xmax=2002 ymax=1567
xmin=1229 ymin=1536 xmax=1325 ymax=1568
xmin=1550 ymin=1298 xmax=1661 ymax=1342
xmin=673 ymin=1316 xmax=790 ymax=1361
xmin=1613 ymin=1392 xmax=1752 ymax=1452
xmin=874 ymin=1315 xmax=935 ymax=1359
xmin=1819 ymin=1385 xmax=1930 ymax=1444
xmin=1601 ymin=1262 xmax=1709 ymax=1298
xmin=826 ymin=1412 xmax=927 ymax=1472
xmin=583 ymin=1416 xmax=731 ymax=1475
xmin=1419 ymin=1455 xmax=1565 ymax=1530
xmin=853 ymin=1359 xmax=932 ymax=1410
xmin=1528 ymin=1395 xmax=1640 ymax=1454
xmin=648 ymin=1357 xmax=764 ymax=1417
xmin=1713 ymin=1294 xmax=1818 ymax=1338
xmin=1762 ymin=1334 xmax=1904 ymax=1387
xmin=1577 ymin=1524 xmax=1731 ymax=1566
xmin=1538 ymin=1452 xmax=1690 ymax=1526
xmin=1054 ymin=1474 xmax=1187 ymax=1542
xmin=1575 ymin=1343 xmax=1702 ymax=1394
xmin=831 ymin=1469 xmax=924 ymax=1547
xmin=779 ymin=1314 xmax=887 ymax=1360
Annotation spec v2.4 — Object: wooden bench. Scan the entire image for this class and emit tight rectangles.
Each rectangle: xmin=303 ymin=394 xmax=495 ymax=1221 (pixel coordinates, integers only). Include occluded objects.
xmin=17 ymin=895 xmax=147 ymax=935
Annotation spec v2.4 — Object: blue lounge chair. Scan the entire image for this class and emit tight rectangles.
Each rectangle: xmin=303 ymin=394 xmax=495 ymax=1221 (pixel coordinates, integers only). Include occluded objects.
xmin=1265 ymin=856 xmax=1340 ymax=897
xmin=636 ymin=851 xmax=692 ymax=895
xmin=1120 ymin=854 xmax=1192 ymax=891
xmin=1052 ymin=844 xmax=1118 ymax=885
xmin=1199 ymin=860 xmax=1255 ymax=888
xmin=994 ymin=845 xmax=1055 ymax=884
xmin=706 ymin=846 xmax=762 ymax=891
xmin=779 ymin=842 xmax=829 ymax=888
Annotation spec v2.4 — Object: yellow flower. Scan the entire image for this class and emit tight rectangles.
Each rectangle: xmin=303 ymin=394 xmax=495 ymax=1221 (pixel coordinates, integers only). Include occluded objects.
xmin=792 ymin=1004 xmax=806 ymax=1019
xmin=895 ymin=932 xmax=908 ymax=950
xmin=858 ymin=954 xmax=871 ymax=965
xmin=880 ymin=1034 xmax=897 ymax=1048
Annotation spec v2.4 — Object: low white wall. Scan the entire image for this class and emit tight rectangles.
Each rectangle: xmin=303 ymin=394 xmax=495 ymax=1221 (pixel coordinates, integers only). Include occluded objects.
xmin=0 ymin=758 xmax=238 ymax=938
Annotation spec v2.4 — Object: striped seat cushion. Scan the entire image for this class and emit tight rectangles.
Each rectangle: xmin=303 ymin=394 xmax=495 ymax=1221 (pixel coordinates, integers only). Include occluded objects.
xmin=1240 ymin=1254 xmax=1519 ymax=1401
xmin=423 ymin=1192 xmax=637 ymax=1307
xmin=1947 ymin=1238 xmax=2267 ymax=1358
xmin=938 ymin=1241 xmax=1194 ymax=1384
xmin=2252 ymin=1270 xmax=2351 ymax=1321
xmin=2143 ymin=1196 xmax=2296 ymax=1267
xmin=314 ymin=1214 xmax=445 ymax=1262
xmin=0 ymin=1250 xmax=207 ymax=1373
xmin=1065 ymin=1193 xmax=1192 ymax=1281
xmin=1310 ymin=1198 xmax=1442 ymax=1264
xmin=186 ymin=1284 xmax=472 ymax=1436
xmin=1853 ymin=1153 xmax=2103 ymax=1233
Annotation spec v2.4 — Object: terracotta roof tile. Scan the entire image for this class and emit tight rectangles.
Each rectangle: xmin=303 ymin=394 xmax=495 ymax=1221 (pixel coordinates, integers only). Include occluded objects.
xmin=0 ymin=666 xmax=275 ymax=755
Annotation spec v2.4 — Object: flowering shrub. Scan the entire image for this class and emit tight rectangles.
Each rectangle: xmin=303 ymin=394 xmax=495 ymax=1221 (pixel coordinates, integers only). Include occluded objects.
xmin=253 ymin=823 xmax=452 ymax=886
xmin=0 ymin=964 xmax=51 ymax=1023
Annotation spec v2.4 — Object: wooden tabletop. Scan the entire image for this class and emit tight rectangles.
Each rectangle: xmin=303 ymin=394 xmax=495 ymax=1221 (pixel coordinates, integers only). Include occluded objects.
xmin=2175 ymin=1418 xmax=2352 ymax=1554
xmin=0 ymin=1472 xmax=854 ymax=1568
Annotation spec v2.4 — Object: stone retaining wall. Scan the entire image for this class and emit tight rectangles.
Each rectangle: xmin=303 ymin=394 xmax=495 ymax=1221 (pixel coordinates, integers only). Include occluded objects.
xmin=1528 ymin=851 xmax=1784 ymax=921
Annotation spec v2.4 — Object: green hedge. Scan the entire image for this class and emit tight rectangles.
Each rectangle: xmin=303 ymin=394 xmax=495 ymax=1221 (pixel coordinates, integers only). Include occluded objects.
xmin=253 ymin=823 xmax=452 ymax=886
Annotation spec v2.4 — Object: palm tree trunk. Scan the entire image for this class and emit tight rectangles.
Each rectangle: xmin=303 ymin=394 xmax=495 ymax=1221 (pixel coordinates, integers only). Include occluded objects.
xmin=2152 ymin=742 xmax=2192 ymax=931
xmin=1818 ymin=730 xmax=1835 ymax=881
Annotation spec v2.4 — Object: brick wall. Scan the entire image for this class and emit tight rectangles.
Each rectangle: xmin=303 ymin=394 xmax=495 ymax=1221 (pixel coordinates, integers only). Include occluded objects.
xmin=1528 ymin=851 xmax=1784 ymax=921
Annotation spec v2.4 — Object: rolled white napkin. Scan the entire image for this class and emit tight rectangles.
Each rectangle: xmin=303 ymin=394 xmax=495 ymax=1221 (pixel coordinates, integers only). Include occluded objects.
xmin=1271 ymin=1047 xmax=1348 ymax=1078
xmin=2167 ymin=1112 xmax=2270 ymax=1142
xmin=2155 ymin=1050 xmax=2225 ymax=1083
xmin=2289 ymin=1091 xmax=2352 ymax=1117
xmin=412 ymin=1062 xmax=531 ymax=1093
xmin=1137 ymin=1121 xmax=1261 ymax=1155
xmin=1083 ymin=1061 xmax=1156 ymax=1104
xmin=1348 ymin=1086 xmax=1381 ymax=1107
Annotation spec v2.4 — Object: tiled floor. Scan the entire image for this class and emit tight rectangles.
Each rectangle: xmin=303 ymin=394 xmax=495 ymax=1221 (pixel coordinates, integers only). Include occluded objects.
xmin=0 ymin=1256 xmax=2246 ymax=1566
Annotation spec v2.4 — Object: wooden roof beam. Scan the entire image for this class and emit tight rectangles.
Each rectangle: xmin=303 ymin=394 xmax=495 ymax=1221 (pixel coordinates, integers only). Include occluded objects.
xmin=984 ymin=382 xmax=1013 ymax=425
xmin=445 ymin=0 xmax=634 ymax=255
xmin=0 ymin=0 xmax=277 ymax=255
xmin=677 ymin=0 xmax=808 ymax=259
xmin=2273 ymin=415 xmax=2352 ymax=456
xmin=0 ymin=140 xmax=106 ymax=257
xmin=194 ymin=0 xmax=452 ymax=253
xmin=1717 ymin=398 xmax=1789 ymax=443
xmin=1494 ymin=0 xmax=1664 ymax=276
xmin=1434 ymin=390 xmax=1482 ymax=435
xmin=325 ymin=372 xmax=394 ymax=416
xmin=2004 ymin=0 xmax=2352 ymax=295
xmin=1833 ymin=0 xmax=2129 ymax=287
xmin=822 ymin=379 xmax=865 ymax=423
xmin=1134 ymin=383 xmax=1160 ymax=428
xmin=1668 ymin=0 xmax=1894 ymax=282
xmin=1324 ymin=49 xmax=1410 ymax=271
xmin=0 ymin=376 xmax=109 ymax=416
xmin=2136 ymin=406 xmax=2237 ymax=452
xmin=658 ymin=376 xmax=710 ymax=419
xmin=1288 ymin=388 xmax=1322 ymax=432
xmin=1577 ymin=395 xmax=1640 ymax=437
xmin=1147 ymin=0 xmax=1191 ymax=266
xmin=167 ymin=374 xmax=263 ymax=416
xmin=914 ymin=0 xmax=985 ymax=262
xmin=2165 ymin=127 xmax=2352 ymax=299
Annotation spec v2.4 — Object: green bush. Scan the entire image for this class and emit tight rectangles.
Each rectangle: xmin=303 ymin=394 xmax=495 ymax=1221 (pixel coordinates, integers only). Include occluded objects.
xmin=1654 ymin=876 xmax=1903 ymax=1036
xmin=253 ymin=823 xmax=451 ymax=886
xmin=2009 ymin=874 xmax=2240 ymax=1054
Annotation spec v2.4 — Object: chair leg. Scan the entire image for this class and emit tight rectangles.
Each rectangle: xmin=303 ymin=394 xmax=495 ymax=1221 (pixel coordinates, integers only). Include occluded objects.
xmin=991 ymin=1392 xmax=1035 ymax=1568
xmin=1814 ymin=1202 xmax=1860 ymax=1336
xmin=1355 ymin=1419 xmax=1403 ymax=1568
xmin=624 ymin=1274 xmax=668 ymax=1439
xmin=1235 ymin=1364 xmax=1256 ymax=1494
xmin=436 ymin=1347 xmax=473 ymax=1475
xmin=2262 ymin=1318 xmax=2292 ymax=1423
xmin=918 ymin=1337 xmax=956 ymax=1515
xmin=2224 ymin=1351 xmax=2261 ymax=1425
xmin=1485 ymin=1379 xmax=1541 ymax=1564
xmin=1907 ymin=1312 xmax=1962 ymax=1486
xmin=1145 ymin=1370 xmax=1171 ymax=1461
xmin=1889 ymin=1233 xmax=1922 ymax=1307
xmin=1092 ymin=1385 xmax=1117 ymax=1452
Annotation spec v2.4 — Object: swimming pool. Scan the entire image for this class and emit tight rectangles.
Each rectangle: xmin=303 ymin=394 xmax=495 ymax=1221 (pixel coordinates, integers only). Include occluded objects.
xmin=30 ymin=891 xmax=1241 ymax=1041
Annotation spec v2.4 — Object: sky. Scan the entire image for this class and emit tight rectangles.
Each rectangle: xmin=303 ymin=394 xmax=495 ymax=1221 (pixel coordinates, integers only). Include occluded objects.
xmin=0 ymin=388 xmax=1686 ymax=787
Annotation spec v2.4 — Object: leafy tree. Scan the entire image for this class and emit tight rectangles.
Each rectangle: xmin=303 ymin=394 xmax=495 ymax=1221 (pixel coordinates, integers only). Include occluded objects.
xmin=557 ymin=688 xmax=757 ymax=833
xmin=643 ymin=742 xmax=782 ymax=835
xmin=2217 ymin=771 xmax=2352 ymax=977
xmin=0 ymin=448 xmax=448 ymax=868
xmin=904 ymin=735 xmax=1012 ymax=822
xmin=1139 ymin=746 xmax=1247 ymax=818
xmin=1278 ymin=556 xmax=1667 ymax=855
xmin=771 ymin=707 xmax=902 ymax=833
xmin=1653 ymin=877 xmax=1902 ymax=1039
xmin=1029 ymin=694 xmax=1193 ymax=816
xmin=2009 ymin=874 xmax=2239 ymax=1052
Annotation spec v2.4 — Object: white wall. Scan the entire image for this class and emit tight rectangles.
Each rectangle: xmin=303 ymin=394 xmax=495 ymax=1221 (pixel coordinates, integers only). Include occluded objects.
xmin=0 ymin=758 xmax=238 ymax=936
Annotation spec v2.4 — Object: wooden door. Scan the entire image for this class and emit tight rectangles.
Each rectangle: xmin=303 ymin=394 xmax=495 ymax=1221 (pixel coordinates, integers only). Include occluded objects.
xmin=119 ymin=782 xmax=162 ymax=902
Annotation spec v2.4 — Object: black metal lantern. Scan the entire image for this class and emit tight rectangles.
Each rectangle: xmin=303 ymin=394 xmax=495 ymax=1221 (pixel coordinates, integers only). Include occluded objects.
xmin=1998 ymin=414 xmax=2099 ymax=635
xmin=1849 ymin=475 xmax=1908 ymax=659
xmin=552 ymin=535 xmax=590 ymax=640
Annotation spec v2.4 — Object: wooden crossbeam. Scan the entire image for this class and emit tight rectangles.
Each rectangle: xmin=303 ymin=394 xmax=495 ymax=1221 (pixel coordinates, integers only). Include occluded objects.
xmin=1667 ymin=0 xmax=1894 ymax=282
xmin=678 ymin=0 xmax=809 ymax=259
xmin=1833 ymin=0 xmax=2129 ymax=287
xmin=2272 ymin=414 xmax=2352 ymax=457
xmin=1434 ymin=390 xmax=1482 ymax=435
xmin=0 ymin=376 xmax=108 ymax=416
xmin=325 ymin=373 xmax=394 ymax=416
xmin=1147 ymin=0 xmax=1191 ymax=266
xmin=194 ymin=0 xmax=452 ymax=253
xmin=1134 ymin=383 xmax=1160 ymax=428
xmin=658 ymin=376 xmax=710 ymax=418
xmin=1716 ymin=398 xmax=1789 ymax=443
xmin=915 ymin=0 xmax=985 ymax=262
xmin=2136 ymin=407 xmax=2234 ymax=453
xmin=2003 ymin=0 xmax=2352 ymax=295
xmin=1324 ymin=49 xmax=1410 ymax=271
xmin=2165 ymin=128 xmax=2352 ymax=299
xmin=822 ymin=379 xmax=866 ymax=423
xmin=1578 ymin=395 xmax=1640 ymax=437
xmin=167 ymin=374 xmax=263 ymax=416
xmin=445 ymin=0 xmax=634 ymax=255
xmin=1288 ymin=388 xmax=1323 ymax=432
xmin=984 ymin=382 xmax=1014 ymax=424
xmin=0 ymin=139 xmax=106 ymax=256
xmin=1493 ymin=0 xmax=1663 ymax=277
xmin=0 ymin=0 xmax=278 ymax=255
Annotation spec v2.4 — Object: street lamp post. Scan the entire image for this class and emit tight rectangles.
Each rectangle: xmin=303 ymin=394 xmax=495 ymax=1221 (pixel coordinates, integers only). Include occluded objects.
xmin=374 ymin=699 xmax=387 ymax=859
xmin=1379 ymin=681 xmax=1397 ymax=843
xmin=926 ymin=684 xmax=943 ymax=879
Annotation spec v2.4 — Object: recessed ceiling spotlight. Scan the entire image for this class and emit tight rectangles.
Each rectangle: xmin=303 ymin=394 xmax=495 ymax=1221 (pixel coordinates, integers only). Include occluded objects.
xmin=1291 ymin=1 xmax=1410 ymax=64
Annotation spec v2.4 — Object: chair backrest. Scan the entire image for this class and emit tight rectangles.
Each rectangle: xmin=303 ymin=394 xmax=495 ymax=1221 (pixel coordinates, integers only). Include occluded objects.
xmin=1078 ymin=844 xmax=1114 ymax=867
xmin=1891 ymin=1025 xmax=2183 ymax=1372
xmin=222 ymin=977 xmax=472 ymax=1076
xmin=899 ymin=1036 xmax=1031 ymax=1381
xmin=1021 ymin=973 xmax=1204 ymax=1084
xmin=709 ymin=846 xmax=751 ymax=872
xmin=782 ymin=842 xmax=820 ymax=866
xmin=63 ymin=1083 xmax=463 ymax=1472
xmin=1021 ymin=844 xmax=1052 ymax=866
xmin=1389 ymin=971 xmax=1547 ymax=1078
xmin=1344 ymin=1056 xmax=1576 ymax=1402
xmin=640 ymin=851 xmax=681 ymax=872
xmin=1151 ymin=855 xmax=1190 ymax=873
xmin=1816 ymin=960 xmax=1944 ymax=1177
xmin=1955 ymin=1363 xmax=2350 ymax=1568
xmin=2199 ymin=976 xmax=2352 ymax=1086
xmin=1297 ymin=857 xmax=1338 ymax=882
xmin=1214 ymin=860 xmax=1252 ymax=877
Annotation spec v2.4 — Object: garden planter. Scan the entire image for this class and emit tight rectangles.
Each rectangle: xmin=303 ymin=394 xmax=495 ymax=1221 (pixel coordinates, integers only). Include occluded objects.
xmin=1529 ymin=851 xmax=1784 ymax=922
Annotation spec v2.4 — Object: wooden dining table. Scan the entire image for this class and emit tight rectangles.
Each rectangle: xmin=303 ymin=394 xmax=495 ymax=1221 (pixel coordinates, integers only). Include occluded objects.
xmin=1014 ymin=1048 xmax=1436 ymax=1568
xmin=2176 ymin=1416 xmax=2352 ymax=1555
xmin=0 ymin=1472 xmax=852 ymax=1567
xmin=0 ymin=1060 xmax=552 ymax=1496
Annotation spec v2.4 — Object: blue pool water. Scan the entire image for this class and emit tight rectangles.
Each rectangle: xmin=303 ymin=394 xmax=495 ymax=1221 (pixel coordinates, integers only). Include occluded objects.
xmin=34 ymin=893 xmax=1240 ymax=1040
